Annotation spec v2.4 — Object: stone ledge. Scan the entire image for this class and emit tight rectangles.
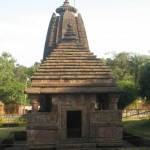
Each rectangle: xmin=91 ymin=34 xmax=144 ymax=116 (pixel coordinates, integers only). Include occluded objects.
xmin=39 ymin=66 xmax=108 ymax=69
xmin=42 ymin=63 xmax=103 ymax=66
xmin=37 ymin=68 xmax=111 ymax=72
xmin=27 ymin=125 xmax=59 ymax=130
xmin=96 ymin=141 xmax=123 ymax=147
xmin=25 ymin=87 xmax=123 ymax=94
xmin=46 ymin=56 xmax=97 ymax=60
xmin=31 ymin=76 xmax=113 ymax=80
xmin=43 ymin=59 xmax=101 ymax=63
xmin=28 ymin=144 xmax=55 ymax=150
xmin=56 ymin=142 xmax=96 ymax=149
xmin=90 ymin=122 xmax=123 ymax=127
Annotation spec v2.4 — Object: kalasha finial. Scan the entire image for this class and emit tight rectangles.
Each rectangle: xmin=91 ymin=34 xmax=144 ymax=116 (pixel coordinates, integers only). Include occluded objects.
xmin=64 ymin=0 xmax=69 ymax=4
xmin=56 ymin=0 xmax=77 ymax=14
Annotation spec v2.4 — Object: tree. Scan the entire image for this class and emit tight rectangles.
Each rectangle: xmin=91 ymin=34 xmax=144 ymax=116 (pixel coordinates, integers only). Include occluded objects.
xmin=15 ymin=64 xmax=28 ymax=82
xmin=106 ymin=52 xmax=150 ymax=108
xmin=139 ymin=61 xmax=150 ymax=101
xmin=117 ymin=80 xmax=138 ymax=109
xmin=129 ymin=54 xmax=149 ymax=84
xmin=26 ymin=62 xmax=41 ymax=77
xmin=106 ymin=52 xmax=132 ymax=81
xmin=0 ymin=52 xmax=16 ymax=85
xmin=3 ymin=82 xmax=25 ymax=104
xmin=0 ymin=52 xmax=40 ymax=104
xmin=0 ymin=52 xmax=16 ymax=103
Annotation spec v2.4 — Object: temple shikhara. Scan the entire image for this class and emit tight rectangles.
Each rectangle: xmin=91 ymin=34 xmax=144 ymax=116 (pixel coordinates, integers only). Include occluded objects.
xmin=25 ymin=0 xmax=123 ymax=149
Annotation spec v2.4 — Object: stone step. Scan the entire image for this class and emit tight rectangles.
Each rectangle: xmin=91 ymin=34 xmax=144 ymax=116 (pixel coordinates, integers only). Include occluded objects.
xmin=42 ymin=62 xmax=102 ymax=66
xmin=51 ymin=51 xmax=93 ymax=55
xmin=56 ymin=45 xmax=87 ymax=49
xmin=34 ymin=72 xmax=111 ymax=75
xmin=53 ymin=49 xmax=89 ymax=52
xmin=37 ymin=68 xmax=111 ymax=72
xmin=56 ymin=142 xmax=97 ymax=150
xmin=39 ymin=66 xmax=109 ymax=69
xmin=46 ymin=56 xmax=97 ymax=60
xmin=31 ymin=75 xmax=113 ymax=80
xmin=49 ymin=54 xmax=94 ymax=57
xmin=43 ymin=59 xmax=101 ymax=63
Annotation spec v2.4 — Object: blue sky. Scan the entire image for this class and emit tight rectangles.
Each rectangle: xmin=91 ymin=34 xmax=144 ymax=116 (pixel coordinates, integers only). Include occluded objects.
xmin=0 ymin=0 xmax=150 ymax=67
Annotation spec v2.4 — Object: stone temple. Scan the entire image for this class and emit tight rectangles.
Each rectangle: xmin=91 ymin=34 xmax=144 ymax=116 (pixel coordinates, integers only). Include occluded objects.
xmin=25 ymin=0 xmax=123 ymax=149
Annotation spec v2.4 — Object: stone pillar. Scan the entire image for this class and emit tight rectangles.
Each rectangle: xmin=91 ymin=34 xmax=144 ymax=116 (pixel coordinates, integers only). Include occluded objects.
xmin=107 ymin=93 xmax=120 ymax=110
xmin=90 ymin=95 xmax=96 ymax=110
xmin=29 ymin=94 xmax=39 ymax=113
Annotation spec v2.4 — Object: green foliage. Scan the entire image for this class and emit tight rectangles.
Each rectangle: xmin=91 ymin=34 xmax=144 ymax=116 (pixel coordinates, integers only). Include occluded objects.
xmin=117 ymin=80 xmax=138 ymax=109
xmin=139 ymin=62 xmax=150 ymax=101
xmin=106 ymin=52 xmax=149 ymax=108
xmin=106 ymin=52 xmax=132 ymax=81
xmin=0 ymin=52 xmax=40 ymax=104
xmin=129 ymin=54 xmax=149 ymax=84
xmin=0 ymin=52 xmax=15 ymax=85
xmin=107 ymin=52 xmax=149 ymax=83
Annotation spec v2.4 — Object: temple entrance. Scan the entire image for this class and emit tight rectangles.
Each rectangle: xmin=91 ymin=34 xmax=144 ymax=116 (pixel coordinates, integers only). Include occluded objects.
xmin=67 ymin=111 xmax=82 ymax=138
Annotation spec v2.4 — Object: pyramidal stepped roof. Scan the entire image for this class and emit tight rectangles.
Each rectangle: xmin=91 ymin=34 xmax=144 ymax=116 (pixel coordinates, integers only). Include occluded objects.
xmin=26 ymin=0 xmax=122 ymax=94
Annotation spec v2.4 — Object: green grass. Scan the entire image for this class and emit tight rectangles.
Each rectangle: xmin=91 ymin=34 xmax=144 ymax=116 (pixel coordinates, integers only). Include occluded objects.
xmin=123 ymin=118 xmax=150 ymax=138
xmin=0 ymin=122 xmax=27 ymax=127
xmin=0 ymin=117 xmax=27 ymax=127
xmin=0 ymin=127 xmax=26 ymax=139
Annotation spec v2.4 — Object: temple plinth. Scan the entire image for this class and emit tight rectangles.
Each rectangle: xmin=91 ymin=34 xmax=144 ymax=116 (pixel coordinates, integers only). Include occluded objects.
xmin=25 ymin=1 xmax=123 ymax=149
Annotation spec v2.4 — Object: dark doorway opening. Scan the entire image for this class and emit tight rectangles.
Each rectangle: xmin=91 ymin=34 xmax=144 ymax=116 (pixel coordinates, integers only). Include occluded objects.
xmin=67 ymin=111 xmax=82 ymax=138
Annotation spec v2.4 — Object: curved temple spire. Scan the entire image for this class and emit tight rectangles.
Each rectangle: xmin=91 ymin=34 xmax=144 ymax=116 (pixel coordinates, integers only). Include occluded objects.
xmin=43 ymin=0 xmax=89 ymax=60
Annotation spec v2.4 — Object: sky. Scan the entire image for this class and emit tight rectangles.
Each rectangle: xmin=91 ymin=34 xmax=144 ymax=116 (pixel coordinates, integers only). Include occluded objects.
xmin=0 ymin=0 xmax=150 ymax=67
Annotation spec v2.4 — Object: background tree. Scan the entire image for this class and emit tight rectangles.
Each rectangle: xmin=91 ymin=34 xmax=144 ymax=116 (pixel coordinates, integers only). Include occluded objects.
xmin=0 ymin=52 xmax=40 ymax=104
xmin=0 ymin=52 xmax=16 ymax=103
xmin=139 ymin=61 xmax=150 ymax=102
xmin=117 ymin=80 xmax=138 ymax=109
xmin=106 ymin=52 xmax=150 ymax=108
xmin=106 ymin=52 xmax=131 ymax=81
xmin=129 ymin=54 xmax=149 ymax=85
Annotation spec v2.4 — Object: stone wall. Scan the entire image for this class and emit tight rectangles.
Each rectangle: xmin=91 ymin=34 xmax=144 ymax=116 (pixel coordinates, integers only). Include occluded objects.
xmin=27 ymin=93 xmax=123 ymax=149
xmin=27 ymin=112 xmax=58 ymax=148
xmin=90 ymin=110 xmax=122 ymax=146
xmin=27 ymin=93 xmax=96 ymax=149
xmin=52 ymin=94 xmax=95 ymax=141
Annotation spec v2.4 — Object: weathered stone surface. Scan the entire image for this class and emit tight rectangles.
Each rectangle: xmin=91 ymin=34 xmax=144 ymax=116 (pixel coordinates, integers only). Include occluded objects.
xmin=27 ymin=40 xmax=121 ymax=92
xmin=26 ymin=87 xmax=122 ymax=94
xmin=27 ymin=130 xmax=57 ymax=144
xmin=26 ymin=0 xmax=123 ymax=149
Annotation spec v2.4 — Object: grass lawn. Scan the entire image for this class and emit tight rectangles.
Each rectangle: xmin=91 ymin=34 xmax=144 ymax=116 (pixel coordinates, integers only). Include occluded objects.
xmin=123 ymin=118 xmax=150 ymax=138
xmin=0 ymin=127 xmax=26 ymax=139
